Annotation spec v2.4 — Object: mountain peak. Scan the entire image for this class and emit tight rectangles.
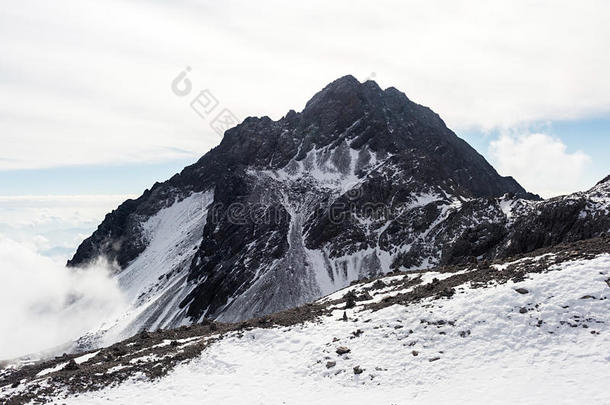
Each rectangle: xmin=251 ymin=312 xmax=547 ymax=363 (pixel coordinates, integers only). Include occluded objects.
xmin=198 ymin=75 xmax=531 ymax=198
xmin=328 ymin=73 xmax=360 ymax=86
xmin=305 ymin=76 xmax=404 ymax=110
xmin=303 ymin=75 xmax=378 ymax=114
xmin=319 ymin=74 xmax=362 ymax=91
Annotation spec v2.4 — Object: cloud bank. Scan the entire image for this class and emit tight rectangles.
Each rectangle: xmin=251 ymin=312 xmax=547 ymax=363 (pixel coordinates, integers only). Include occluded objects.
xmin=0 ymin=236 xmax=127 ymax=360
xmin=0 ymin=194 xmax=133 ymax=261
xmin=1 ymin=0 xmax=610 ymax=170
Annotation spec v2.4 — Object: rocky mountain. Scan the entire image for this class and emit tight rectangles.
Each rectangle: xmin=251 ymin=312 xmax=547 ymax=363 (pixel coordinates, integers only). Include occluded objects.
xmin=66 ymin=75 xmax=610 ymax=345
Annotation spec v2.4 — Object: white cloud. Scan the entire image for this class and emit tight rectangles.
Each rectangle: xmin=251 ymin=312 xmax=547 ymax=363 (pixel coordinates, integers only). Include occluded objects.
xmin=0 ymin=194 xmax=134 ymax=260
xmin=0 ymin=197 xmax=132 ymax=359
xmin=0 ymin=235 xmax=127 ymax=359
xmin=0 ymin=195 xmax=134 ymax=227
xmin=489 ymin=134 xmax=592 ymax=198
xmin=1 ymin=0 xmax=610 ymax=169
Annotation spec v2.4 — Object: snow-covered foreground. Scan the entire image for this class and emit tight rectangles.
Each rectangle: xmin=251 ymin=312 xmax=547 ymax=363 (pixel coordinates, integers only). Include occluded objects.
xmin=60 ymin=255 xmax=610 ymax=404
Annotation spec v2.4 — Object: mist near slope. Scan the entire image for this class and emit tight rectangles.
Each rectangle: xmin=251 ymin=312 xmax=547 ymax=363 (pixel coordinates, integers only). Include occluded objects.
xmin=0 ymin=235 xmax=127 ymax=360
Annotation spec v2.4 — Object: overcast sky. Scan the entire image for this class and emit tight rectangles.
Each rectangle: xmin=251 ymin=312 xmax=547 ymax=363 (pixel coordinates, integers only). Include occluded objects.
xmin=1 ymin=0 xmax=610 ymax=255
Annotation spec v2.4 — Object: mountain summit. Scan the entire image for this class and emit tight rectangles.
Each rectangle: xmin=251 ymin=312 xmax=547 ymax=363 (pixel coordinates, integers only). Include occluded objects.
xmin=67 ymin=76 xmax=608 ymax=346
xmin=208 ymin=75 xmax=530 ymax=197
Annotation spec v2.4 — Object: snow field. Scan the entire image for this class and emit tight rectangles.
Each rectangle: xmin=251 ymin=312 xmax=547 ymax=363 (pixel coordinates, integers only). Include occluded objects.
xmin=61 ymin=255 xmax=610 ymax=404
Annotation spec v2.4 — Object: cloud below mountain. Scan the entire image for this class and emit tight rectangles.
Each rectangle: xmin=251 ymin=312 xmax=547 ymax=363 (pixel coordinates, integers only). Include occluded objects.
xmin=0 ymin=236 xmax=127 ymax=359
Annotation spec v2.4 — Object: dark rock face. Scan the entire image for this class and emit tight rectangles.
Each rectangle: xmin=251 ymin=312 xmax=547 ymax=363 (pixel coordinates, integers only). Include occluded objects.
xmin=67 ymin=75 xmax=610 ymax=333
xmin=500 ymin=195 xmax=610 ymax=257
xmin=68 ymin=198 xmax=144 ymax=269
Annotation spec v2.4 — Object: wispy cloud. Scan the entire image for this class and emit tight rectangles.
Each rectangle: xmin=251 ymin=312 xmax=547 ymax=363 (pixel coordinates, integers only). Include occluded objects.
xmin=0 ymin=236 xmax=127 ymax=359
xmin=0 ymin=194 xmax=133 ymax=358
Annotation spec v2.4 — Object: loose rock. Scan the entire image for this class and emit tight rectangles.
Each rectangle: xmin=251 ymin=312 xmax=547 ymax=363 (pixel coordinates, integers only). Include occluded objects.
xmin=336 ymin=346 xmax=351 ymax=355
xmin=63 ymin=360 xmax=79 ymax=371
xmin=344 ymin=291 xmax=357 ymax=309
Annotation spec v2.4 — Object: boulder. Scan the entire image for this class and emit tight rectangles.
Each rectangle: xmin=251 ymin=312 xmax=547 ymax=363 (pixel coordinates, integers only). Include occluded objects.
xmin=63 ymin=359 xmax=79 ymax=371
xmin=336 ymin=346 xmax=351 ymax=355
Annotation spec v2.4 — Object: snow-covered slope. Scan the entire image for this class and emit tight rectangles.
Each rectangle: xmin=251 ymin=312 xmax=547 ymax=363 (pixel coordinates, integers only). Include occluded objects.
xmin=3 ymin=238 xmax=608 ymax=404
xmin=73 ymin=191 xmax=214 ymax=349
